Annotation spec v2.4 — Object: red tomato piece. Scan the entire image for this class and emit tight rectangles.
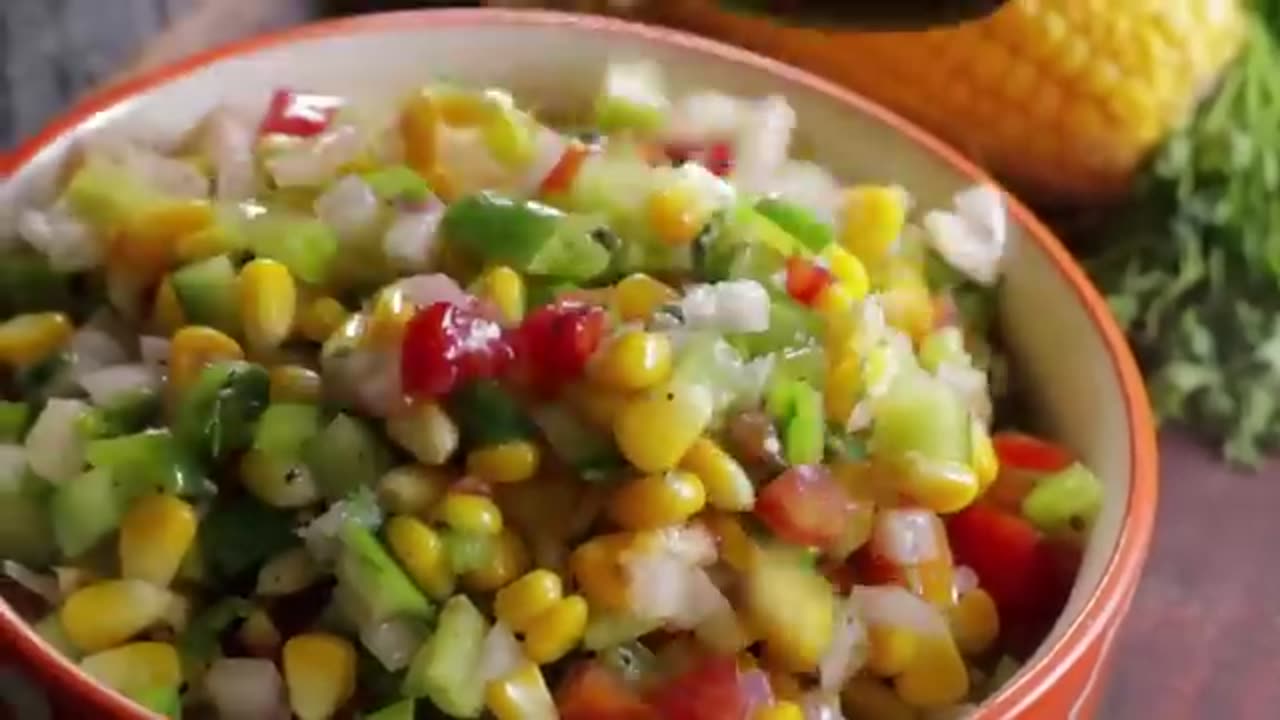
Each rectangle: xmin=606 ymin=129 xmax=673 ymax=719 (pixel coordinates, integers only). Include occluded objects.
xmin=992 ymin=432 xmax=1074 ymax=474
xmin=648 ymin=655 xmax=754 ymax=720
xmin=515 ymin=300 xmax=608 ymax=393
xmin=755 ymin=465 xmax=854 ymax=550
xmin=853 ymin=549 xmax=907 ymax=587
xmin=401 ymin=301 xmax=513 ymax=398
xmin=663 ymin=142 xmax=735 ymax=177
xmin=558 ymin=662 xmax=657 ymax=720
xmin=945 ymin=504 xmax=1044 ymax=617
xmin=540 ymin=141 xmax=593 ymax=196
xmin=259 ymin=88 xmax=343 ymax=137
xmin=784 ymin=256 xmax=834 ymax=307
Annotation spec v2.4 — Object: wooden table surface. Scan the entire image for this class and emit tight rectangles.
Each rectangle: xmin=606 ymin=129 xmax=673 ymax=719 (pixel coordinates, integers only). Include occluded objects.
xmin=4 ymin=2 xmax=1280 ymax=718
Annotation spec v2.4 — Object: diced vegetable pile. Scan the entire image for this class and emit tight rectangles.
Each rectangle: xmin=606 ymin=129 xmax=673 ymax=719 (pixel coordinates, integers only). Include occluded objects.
xmin=0 ymin=60 xmax=1104 ymax=720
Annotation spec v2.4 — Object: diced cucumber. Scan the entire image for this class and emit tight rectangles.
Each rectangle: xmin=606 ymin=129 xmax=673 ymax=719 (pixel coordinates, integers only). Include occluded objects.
xmin=1021 ymin=462 xmax=1105 ymax=538
xmin=51 ymin=468 xmax=120 ymax=558
xmin=870 ymin=371 xmax=971 ymax=465
xmin=755 ymin=197 xmax=833 ymax=254
xmin=63 ymin=161 xmax=154 ymax=231
xmin=367 ymin=699 xmax=416 ymax=720
xmin=248 ymin=212 xmax=339 ymax=284
xmin=783 ymin=382 xmax=824 ymax=465
xmin=253 ymin=403 xmax=322 ymax=459
xmin=0 ymin=466 xmax=54 ymax=566
xmin=336 ymin=521 xmax=434 ymax=626
xmin=402 ymin=595 xmax=488 ymax=717
xmin=86 ymin=429 xmax=204 ymax=499
xmin=303 ymin=413 xmax=392 ymax=500
xmin=81 ymin=390 xmax=161 ymax=440
xmin=131 ymin=686 xmax=182 ymax=718
xmin=175 ymin=361 xmax=269 ymax=465
xmin=525 ymin=214 xmax=612 ymax=281
xmin=440 ymin=530 xmax=495 ymax=575
xmin=169 ymin=255 xmax=240 ymax=333
xmin=0 ymin=402 xmax=32 ymax=444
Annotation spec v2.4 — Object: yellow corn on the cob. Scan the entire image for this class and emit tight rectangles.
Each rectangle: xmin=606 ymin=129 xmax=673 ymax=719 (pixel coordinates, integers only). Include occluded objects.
xmin=583 ymin=0 xmax=1246 ymax=201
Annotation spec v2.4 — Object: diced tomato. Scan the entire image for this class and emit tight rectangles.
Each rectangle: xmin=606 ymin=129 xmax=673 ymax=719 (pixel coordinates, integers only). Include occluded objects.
xmin=259 ymin=88 xmax=343 ymax=137
xmin=853 ymin=549 xmax=907 ymax=587
xmin=755 ymin=465 xmax=855 ymax=550
xmin=514 ymin=300 xmax=608 ymax=394
xmin=401 ymin=301 xmax=514 ymax=398
xmin=784 ymin=256 xmax=834 ymax=307
xmin=540 ymin=141 xmax=592 ymax=196
xmin=821 ymin=558 xmax=859 ymax=593
xmin=992 ymin=432 xmax=1074 ymax=474
xmin=945 ymin=504 xmax=1044 ymax=617
xmin=663 ymin=141 xmax=735 ymax=177
xmin=648 ymin=655 xmax=754 ymax=720
xmin=558 ymin=662 xmax=657 ymax=720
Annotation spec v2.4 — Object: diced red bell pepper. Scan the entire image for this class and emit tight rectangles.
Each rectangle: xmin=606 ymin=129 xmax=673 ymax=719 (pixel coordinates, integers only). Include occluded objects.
xmin=648 ymin=655 xmax=757 ymax=720
xmin=558 ymin=662 xmax=657 ymax=720
xmin=946 ymin=504 xmax=1047 ymax=618
xmin=540 ymin=141 xmax=593 ymax=196
xmin=401 ymin=301 xmax=514 ymax=398
xmin=784 ymin=256 xmax=834 ymax=307
xmin=992 ymin=432 xmax=1074 ymax=474
xmin=514 ymin=300 xmax=608 ymax=394
xmin=663 ymin=141 xmax=735 ymax=177
xmin=755 ymin=465 xmax=855 ymax=550
xmin=259 ymin=88 xmax=343 ymax=137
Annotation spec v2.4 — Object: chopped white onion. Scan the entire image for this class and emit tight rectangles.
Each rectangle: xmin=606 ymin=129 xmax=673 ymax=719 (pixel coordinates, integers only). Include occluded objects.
xmin=515 ymin=125 xmax=571 ymax=197
xmin=393 ymin=273 xmax=470 ymax=309
xmin=266 ymin=124 xmax=363 ymax=188
xmin=24 ymin=399 xmax=90 ymax=483
xmin=665 ymin=91 xmax=747 ymax=143
xmin=2 ymin=561 xmax=59 ymax=605
xmin=435 ymin=125 xmax=512 ymax=197
xmin=256 ymin=547 xmax=320 ymax=596
xmin=852 ymin=584 xmax=949 ymax=637
xmin=621 ymin=524 xmax=721 ymax=627
xmin=818 ymin=594 xmax=869 ymax=691
xmin=874 ymin=508 xmax=946 ymax=566
xmin=203 ymin=107 xmax=259 ymax=201
xmin=54 ymin=566 xmax=95 ymax=596
xmin=123 ymin=146 xmax=210 ymax=199
xmin=672 ymin=162 xmax=737 ymax=212
xmin=17 ymin=205 xmax=102 ymax=272
xmin=315 ymin=174 xmax=381 ymax=241
xmin=476 ymin=622 xmax=525 ymax=685
xmin=692 ymin=586 xmax=751 ymax=653
xmin=139 ymin=336 xmax=171 ymax=368
xmin=602 ymin=59 xmax=670 ymax=118
xmin=679 ymin=280 xmax=770 ymax=334
xmin=77 ymin=364 xmax=159 ymax=406
xmin=924 ymin=185 xmax=1007 ymax=287
xmin=383 ymin=208 xmax=445 ymax=272
xmin=204 ymin=658 xmax=288 ymax=720
xmin=70 ymin=324 xmax=131 ymax=377
xmin=0 ymin=445 xmax=28 ymax=491
xmin=953 ymin=565 xmax=980 ymax=597
xmin=936 ymin=360 xmax=993 ymax=425
xmin=764 ymin=160 xmax=843 ymax=228
xmin=798 ymin=690 xmax=847 ymax=720
xmin=731 ymin=95 xmax=797 ymax=197
xmin=361 ymin=617 xmax=426 ymax=671
xmin=298 ymin=487 xmax=383 ymax=563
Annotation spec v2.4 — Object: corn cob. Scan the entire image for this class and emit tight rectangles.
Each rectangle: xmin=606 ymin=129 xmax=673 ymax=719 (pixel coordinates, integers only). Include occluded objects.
xmin=555 ymin=0 xmax=1247 ymax=202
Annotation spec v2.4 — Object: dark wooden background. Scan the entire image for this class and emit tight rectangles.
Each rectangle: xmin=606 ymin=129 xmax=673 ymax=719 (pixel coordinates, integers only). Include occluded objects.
xmin=4 ymin=1 xmax=1280 ymax=718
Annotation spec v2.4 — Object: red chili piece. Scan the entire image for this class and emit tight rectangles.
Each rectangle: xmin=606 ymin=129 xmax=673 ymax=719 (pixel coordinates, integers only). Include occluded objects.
xmin=401 ymin=301 xmax=513 ymax=398
xmin=785 ymin=256 xmax=835 ymax=307
xmin=259 ymin=88 xmax=344 ymax=137
xmin=515 ymin=301 xmax=607 ymax=394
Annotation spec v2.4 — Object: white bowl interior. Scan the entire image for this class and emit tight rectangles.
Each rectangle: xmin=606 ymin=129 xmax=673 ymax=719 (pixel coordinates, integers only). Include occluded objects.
xmin=0 ymin=10 xmax=1132 ymax=698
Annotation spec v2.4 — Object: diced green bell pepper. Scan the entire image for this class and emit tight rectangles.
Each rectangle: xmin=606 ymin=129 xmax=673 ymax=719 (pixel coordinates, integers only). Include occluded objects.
xmin=755 ymin=197 xmax=833 ymax=253
xmin=442 ymin=192 xmax=610 ymax=281
xmin=247 ymin=211 xmax=338 ymax=284
xmin=337 ymin=521 xmax=434 ymax=625
xmin=0 ymin=251 xmax=74 ymax=317
xmin=367 ymin=699 xmax=416 ymax=720
xmin=63 ymin=161 xmax=154 ymax=231
xmin=79 ymin=390 xmax=161 ymax=440
xmin=51 ymin=468 xmax=120 ymax=558
xmin=448 ymin=380 xmax=534 ymax=447
xmin=197 ymin=497 xmax=296 ymax=584
xmin=402 ymin=595 xmax=489 ymax=717
xmin=783 ymin=382 xmax=824 ymax=465
xmin=175 ymin=361 xmax=270 ymax=465
xmin=441 ymin=530 xmax=496 ymax=575
xmin=15 ymin=352 xmax=76 ymax=406
xmin=0 ymin=468 xmax=54 ymax=566
xmin=170 ymin=255 xmax=241 ymax=334
xmin=254 ymin=403 xmax=323 ymax=459
xmin=361 ymin=165 xmax=432 ymax=203
xmin=85 ymin=429 xmax=205 ymax=499
xmin=1021 ymin=462 xmax=1105 ymax=539
xmin=303 ymin=413 xmax=392 ymax=501
xmin=0 ymin=402 xmax=32 ymax=443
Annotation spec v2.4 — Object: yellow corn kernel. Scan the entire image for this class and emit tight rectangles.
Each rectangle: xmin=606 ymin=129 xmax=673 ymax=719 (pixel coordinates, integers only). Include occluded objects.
xmin=523 ymin=594 xmax=588 ymax=665
xmin=436 ymin=492 xmax=504 ymax=535
xmin=608 ymin=471 xmax=707 ymax=530
xmin=121 ymin=199 xmax=214 ymax=279
xmin=494 ymin=569 xmax=564 ymax=633
xmin=174 ymin=224 xmax=233 ymax=265
xmin=842 ymin=676 xmax=916 ymax=720
xmin=0 ymin=312 xmax=73 ymax=368
xmin=240 ymin=449 xmax=320 ymax=508
xmin=767 ymin=670 xmax=804 ymax=702
xmin=867 ymin=625 xmax=918 ymax=677
xmin=168 ymin=325 xmax=244 ymax=395
xmin=376 ymin=464 xmax=450 ymax=517
xmin=701 ymin=511 xmax=757 ymax=572
xmin=486 ymin=660 xmax=557 ymax=720
xmin=367 ymin=286 xmax=416 ymax=349
xmin=893 ymin=634 xmax=969 ymax=708
xmin=822 ymin=244 xmax=870 ymax=300
xmin=239 ymin=608 xmax=283 ymax=657
xmin=151 ymin=279 xmax=186 ymax=335
xmin=815 ymin=282 xmax=858 ymax=343
xmin=385 ymin=515 xmax=455 ymax=600
xmin=478 ymin=265 xmax=525 ymax=324
xmin=80 ymin=642 xmax=181 ymax=698
xmin=614 ymin=382 xmax=714 ymax=473
xmin=948 ymin=588 xmax=1000 ymax=656
xmin=614 ymin=273 xmax=678 ymax=322
xmin=269 ymin=364 xmax=323 ymax=404
xmin=591 ymin=331 xmax=673 ymax=392
xmin=680 ymin=438 xmax=754 ymax=512
xmin=569 ymin=533 xmax=633 ymax=611
xmin=971 ymin=419 xmax=999 ymax=493
xmin=118 ymin=494 xmax=197 ymax=587
xmin=466 ymin=441 xmax=541 ymax=485
xmin=882 ymin=274 xmax=935 ymax=342
xmin=648 ymin=185 xmax=703 ymax=246
xmin=283 ymin=633 xmax=357 ymax=720
xmin=840 ymin=185 xmax=907 ymax=267
xmin=386 ymin=402 xmax=459 ymax=466
xmin=61 ymin=580 xmax=172 ymax=654
xmin=900 ymin=458 xmax=980 ymax=515
xmin=298 ymin=296 xmax=349 ymax=343
xmin=239 ymin=258 xmax=297 ymax=353
xmin=826 ymin=355 xmax=864 ymax=427
xmin=563 ymin=382 xmax=633 ymax=430
xmin=463 ymin=528 xmax=531 ymax=593
xmin=754 ymin=701 xmax=805 ymax=720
